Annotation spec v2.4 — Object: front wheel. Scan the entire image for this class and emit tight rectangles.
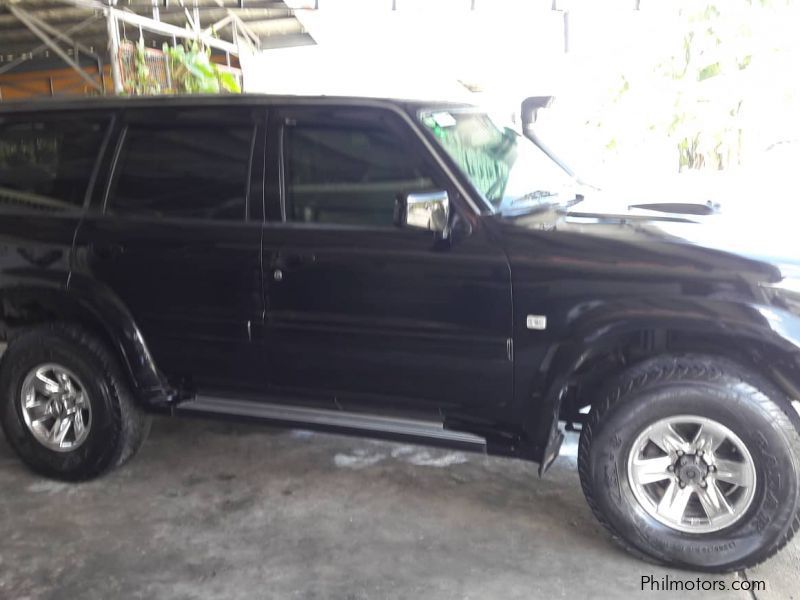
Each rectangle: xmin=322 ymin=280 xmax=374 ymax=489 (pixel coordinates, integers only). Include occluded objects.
xmin=578 ymin=354 xmax=800 ymax=572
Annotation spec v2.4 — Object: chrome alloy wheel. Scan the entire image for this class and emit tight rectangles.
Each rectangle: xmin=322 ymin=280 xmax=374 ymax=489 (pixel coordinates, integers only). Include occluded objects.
xmin=626 ymin=415 xmax=757 ymax=534
xmin=19 ymin=364 xmax=92 ymax=453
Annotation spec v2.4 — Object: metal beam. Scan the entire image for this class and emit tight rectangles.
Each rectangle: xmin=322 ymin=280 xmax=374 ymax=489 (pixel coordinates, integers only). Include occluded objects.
xmin=106 ymin=8 xmax=123 ymax=93
xmin=202 ymin=12 xmax=233 ymax=36
xmin=7 ymin=5 xmax=103 ymax=92
xmin=13 ymin=6 xmax=102 ymax=62
xmin=230 ymin=12 xmax=260 ymax=49
xmin=183 ymin=6 xmax=198 ymax=32
xmin=201 ymin=11 xmax=262 ymax=50
xmin=109 ymin=7 xmax=238 ymax=54
xmin=56 ymin=0 xmax=110 ymax=11
xmin=0 ymin=16 xmax=97 ymax=76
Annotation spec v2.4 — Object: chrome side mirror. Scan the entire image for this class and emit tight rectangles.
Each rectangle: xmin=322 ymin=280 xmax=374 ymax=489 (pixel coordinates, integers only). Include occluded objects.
xmin=394 ymin=190 xmax=450 ymax=235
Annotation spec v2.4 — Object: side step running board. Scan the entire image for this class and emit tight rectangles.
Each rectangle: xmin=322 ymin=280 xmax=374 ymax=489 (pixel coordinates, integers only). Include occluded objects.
xmin=178 ymin=396 xmax=487 ymax=449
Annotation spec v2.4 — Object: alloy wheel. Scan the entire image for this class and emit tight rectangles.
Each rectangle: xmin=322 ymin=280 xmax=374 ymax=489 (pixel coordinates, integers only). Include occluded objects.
xmin=19 ymin=363 xmax=92 ymax=453
xmin=626 ymin=415 xmax=757 ymax=533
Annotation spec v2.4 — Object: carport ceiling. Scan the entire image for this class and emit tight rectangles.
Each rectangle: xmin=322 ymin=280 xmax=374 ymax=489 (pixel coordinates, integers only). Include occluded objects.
xmin=0 ymin=0 xmax=315 ymax=65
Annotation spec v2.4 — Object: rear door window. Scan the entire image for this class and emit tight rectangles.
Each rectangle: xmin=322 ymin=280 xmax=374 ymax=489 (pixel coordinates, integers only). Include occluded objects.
xmin=108 ymin=112 xmax=255 ymax=221
xmin=0 ymin=116 xmax=108 ymax=213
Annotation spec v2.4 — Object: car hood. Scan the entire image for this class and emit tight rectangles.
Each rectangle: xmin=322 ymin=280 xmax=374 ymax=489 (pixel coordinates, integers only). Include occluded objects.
xmin=570 ymin=193 xmax=798 ymax=271
xmin=493 ymin=193 xmax=799 ymax=287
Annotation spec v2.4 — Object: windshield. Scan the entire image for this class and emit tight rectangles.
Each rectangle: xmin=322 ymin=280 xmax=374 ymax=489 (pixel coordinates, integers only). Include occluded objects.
xmin=420 ymin=109 xmax=577 ymax=213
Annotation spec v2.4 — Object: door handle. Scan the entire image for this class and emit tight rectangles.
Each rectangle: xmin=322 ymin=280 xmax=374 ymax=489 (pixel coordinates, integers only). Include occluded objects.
xmin=90 ymin=243 xmax=124 ymax=260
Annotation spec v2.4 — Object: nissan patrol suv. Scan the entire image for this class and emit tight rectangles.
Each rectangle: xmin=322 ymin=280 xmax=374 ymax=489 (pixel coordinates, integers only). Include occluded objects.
xmin=0 ymin=95 xmax=798 ymax=572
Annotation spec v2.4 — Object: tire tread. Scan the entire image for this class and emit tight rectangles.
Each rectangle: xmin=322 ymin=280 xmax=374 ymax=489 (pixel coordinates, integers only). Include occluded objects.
xmin=578 ymin=354 xmax=800 ymax=572
xmin=0 ymin=323 xmax=151 ymax=480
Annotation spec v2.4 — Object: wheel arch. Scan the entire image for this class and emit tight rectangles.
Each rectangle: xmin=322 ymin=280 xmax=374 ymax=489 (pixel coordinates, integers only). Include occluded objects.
xmin=531 ymin=304 xmax=800 ymax=473
xmin=0 ymin=283 xmax=172 ymax=407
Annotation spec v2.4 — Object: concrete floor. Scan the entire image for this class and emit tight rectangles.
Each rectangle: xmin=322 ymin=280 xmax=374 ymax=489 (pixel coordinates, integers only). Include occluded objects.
xmin=0 ymin=417 xmax=796 ymax=600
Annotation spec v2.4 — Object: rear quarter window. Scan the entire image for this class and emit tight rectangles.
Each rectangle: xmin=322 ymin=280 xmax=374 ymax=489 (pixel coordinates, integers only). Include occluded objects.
xmin=0 ymin=116 xmax=108 ymax=213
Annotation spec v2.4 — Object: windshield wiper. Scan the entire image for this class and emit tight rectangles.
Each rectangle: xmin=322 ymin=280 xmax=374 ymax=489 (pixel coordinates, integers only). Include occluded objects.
xmin=512 ymin=190 xmax=558 ymax=205
xmin=512 ymin=190 xmax=584 ymax=208
xmin=498 ymin=190 xmax=585 ymax=216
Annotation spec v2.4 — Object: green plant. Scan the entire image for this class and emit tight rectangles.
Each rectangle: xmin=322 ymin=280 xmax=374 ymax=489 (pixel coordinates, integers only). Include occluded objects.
xmin=125 ymin=37 xmax=161 ymax=96
xmin=581 ymin=0 xmax=792 ymax=174
xmin=124 ymin=37 xmax=241 ymax=96
xmin=163 ymin=40 xmax=241 ymax=94
xmin=661 ymin=4 xmax=751 ymax=171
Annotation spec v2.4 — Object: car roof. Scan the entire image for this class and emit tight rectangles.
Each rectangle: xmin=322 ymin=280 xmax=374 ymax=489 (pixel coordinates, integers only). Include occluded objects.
xmin=0 ymin=93 xmax=472 ymax=115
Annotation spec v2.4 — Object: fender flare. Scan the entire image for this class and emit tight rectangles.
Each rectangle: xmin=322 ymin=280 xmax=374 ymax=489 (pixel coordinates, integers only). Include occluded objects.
xmin=531 ymin=297 xmax=800 ymax=474
xmin=0 ymin=277 xmax=171 ymax=406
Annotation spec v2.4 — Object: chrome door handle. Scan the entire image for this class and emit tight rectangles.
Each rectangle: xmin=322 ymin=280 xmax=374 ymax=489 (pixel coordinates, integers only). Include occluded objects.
xmin=273 ymin=268 xmax=283 ymax=282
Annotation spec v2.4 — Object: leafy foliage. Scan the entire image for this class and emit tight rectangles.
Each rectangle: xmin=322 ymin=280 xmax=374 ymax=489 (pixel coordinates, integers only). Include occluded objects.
xmin=581 ymin=0 xmax=793 ymax=174
xmin=163 ymin=40 xmax=241 ymax=94
xmin=660 ymin=3 xmax=752 ymax=170
xmin=124 ymin=37 xmax=241 ymax=96
xmin=126 ymin=37 xmax=161 ymax=96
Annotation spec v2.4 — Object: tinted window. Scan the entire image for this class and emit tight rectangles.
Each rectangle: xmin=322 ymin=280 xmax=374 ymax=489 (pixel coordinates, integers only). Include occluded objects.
xmin=0 ymin=117 xmax=107 ymax=212
xmin=285 ymin=123 xmax=434 ymax=226
xmin=110 ymin=124 xmax=253 ymax=220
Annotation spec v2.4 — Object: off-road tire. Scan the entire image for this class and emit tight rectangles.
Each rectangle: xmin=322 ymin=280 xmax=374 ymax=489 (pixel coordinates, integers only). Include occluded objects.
xmin=578 ymin=354 xmax=800 ymax=572
xmin=0 ymin=323 xmax=151 ymax=481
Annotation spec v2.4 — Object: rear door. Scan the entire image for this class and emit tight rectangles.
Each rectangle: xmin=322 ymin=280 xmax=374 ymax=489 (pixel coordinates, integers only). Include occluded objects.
xmin=72 ymin=105 xmax=266 ymax=395
xmin=0 ymin=111 xmax=111 ymax=294
xmin=261 ymin=104 xmax=513 ymax=420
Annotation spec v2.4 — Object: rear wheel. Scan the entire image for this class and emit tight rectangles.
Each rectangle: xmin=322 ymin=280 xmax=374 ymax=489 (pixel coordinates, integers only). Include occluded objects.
xmin=0 ymin=324 xmax=151 ymax=481
xmin=578 ymin=354 xmax=800 ymax=571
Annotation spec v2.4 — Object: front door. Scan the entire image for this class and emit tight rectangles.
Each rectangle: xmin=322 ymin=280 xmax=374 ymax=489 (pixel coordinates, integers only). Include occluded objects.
xmin=261 ymin=105 xmax=513 ymax=419
xmin=73 ymin=106 xmax=266 ymax=395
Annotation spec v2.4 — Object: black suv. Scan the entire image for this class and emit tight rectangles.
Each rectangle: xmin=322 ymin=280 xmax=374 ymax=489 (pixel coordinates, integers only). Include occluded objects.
xmin=0 ymin=96 xmax=798 ymax=572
